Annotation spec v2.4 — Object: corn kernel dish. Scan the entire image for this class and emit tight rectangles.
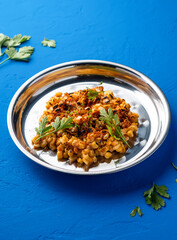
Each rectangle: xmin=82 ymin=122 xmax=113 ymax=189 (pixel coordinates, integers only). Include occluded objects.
xmin=32 ymin=86 xmax=139 ymax=171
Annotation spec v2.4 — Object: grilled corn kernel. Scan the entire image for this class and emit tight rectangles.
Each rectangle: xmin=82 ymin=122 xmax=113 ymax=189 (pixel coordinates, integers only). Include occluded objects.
xmin=55 ymin=92 xmax=62 ymax=97
xmin=105 ymin=152 xmax=112 ymax=159
xmin=41 ymin=139 xmax=47 ymax=148
xmin=57 ymin=150 xmax=63 ymax=159
xmin=127 ymin=130 xmax=134 ymax=138
xmin=90 ymin=142 xmax=98 ymax=149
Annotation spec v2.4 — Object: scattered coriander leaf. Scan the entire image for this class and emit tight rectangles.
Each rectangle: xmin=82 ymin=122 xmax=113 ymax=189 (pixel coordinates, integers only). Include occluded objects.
xmin=100 ymin=108 xmax=130 ymax=147
xmin=100 ymin=81 xmax=103 ymax=85
xmin=41 ymin=38 xmax=56 ymax=48
xmin=171 ymin=162 xmax=177 ymax=170
xmin=130 ymin=208 xmax=137 ymax=217
xmin=144 ymin=182 xmax=169 ymax=210
xmin=3 ymin=34 xmax=31 ymax=47
xmin=0 ymin=33 xmax=9 ymax=56
xmin=130 ymin=207 xmax=143 ymax=217
xmin=137 ymin=207 xmax=143 ymax=216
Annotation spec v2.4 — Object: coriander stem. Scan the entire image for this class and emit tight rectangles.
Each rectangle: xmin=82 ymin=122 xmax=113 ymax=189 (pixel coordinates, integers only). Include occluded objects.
xmin=36 ymin=126 xmax=72 ymax=141
xmin=115 ymin=127 xmax=130 ymax=147
xmin=171 ymin=162 xmax=177 ymax=170
xmin=35 ymin=129 xmax=57 ymax=141
xmin=0 ymin=51 xmax=5 ymax=57
xmin=0 ymin=57 xmax=10 ymax=65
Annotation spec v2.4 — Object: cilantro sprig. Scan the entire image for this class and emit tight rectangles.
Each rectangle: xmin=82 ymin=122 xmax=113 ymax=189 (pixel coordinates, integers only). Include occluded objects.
xmin=0 ymin=33 xmax=34 ymax=65
xmin=1 ymin=46 xmax=34 ymax=64
xmin=99 ymin=108 xmax=130 ymax=147
xmin=0 ymin=33 xmax=57 ymax=66
xmin=0 ymin=33 xmax=31 ymax=57
xmin=35 ymin=116 xmax=73 ymax=141
xmin=144 ymin=182 xmax=170 ymax=210
xmin=130 ymin=207 xmax=143 ymax=217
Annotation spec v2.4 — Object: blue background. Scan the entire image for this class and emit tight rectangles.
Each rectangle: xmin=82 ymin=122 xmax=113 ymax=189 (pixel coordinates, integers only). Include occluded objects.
xmin=1 ymin=0 xmax=177 ymax=239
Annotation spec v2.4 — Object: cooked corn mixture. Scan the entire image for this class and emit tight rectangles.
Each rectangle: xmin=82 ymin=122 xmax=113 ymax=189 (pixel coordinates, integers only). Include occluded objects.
xmin=32 ymin=86 xmax=139 ymax=170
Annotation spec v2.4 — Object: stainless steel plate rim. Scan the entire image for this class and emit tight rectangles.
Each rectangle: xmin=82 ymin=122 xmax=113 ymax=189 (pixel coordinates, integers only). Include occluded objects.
xmin=7 ymin=60 xmax=171 ymax=175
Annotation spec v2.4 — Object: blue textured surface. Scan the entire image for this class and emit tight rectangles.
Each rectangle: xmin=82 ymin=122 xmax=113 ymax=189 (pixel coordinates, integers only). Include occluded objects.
xmin=1 ymin=0 xmax=177 ymax=239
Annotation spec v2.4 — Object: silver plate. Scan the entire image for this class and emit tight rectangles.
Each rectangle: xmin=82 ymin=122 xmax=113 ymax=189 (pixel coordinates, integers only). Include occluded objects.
xmin=7 ymin=60 xmax=171 ymax=175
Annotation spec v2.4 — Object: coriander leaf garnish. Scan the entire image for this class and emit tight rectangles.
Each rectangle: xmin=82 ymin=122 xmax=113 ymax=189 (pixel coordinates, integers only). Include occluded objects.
xmin=144 ymin=182 xmax=169 ymax=210
xmin=106 ymin=125 xmax=116 ymax=138
xmin=3 ymin=34 xmax=31 ymax=48
xmin=41 ymin=38 xmax=56 ymax=48
xmin=100 ymin=81 xmax=103 ymax=85
xmin=35 ymin=117 xmax=52 ymax=136
xmin=35 ymin=116 xmax=73 ymax=141
xmin=171 ymin=162 xmax=177 ymax=170
xmin=130 ymin=207 xmax=143 ymax=217
xmin=0 ymin=33 xmax=9 ymax=56
xmin=99 ymin=108 xmax=130 ymax=147
xmin=52 ymin=116 xmax=73 ymax=130
xmin=0 ymin=46 xmax=34 ymax=65
xmin=87 ymin=89 xmax=103 ymax=101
